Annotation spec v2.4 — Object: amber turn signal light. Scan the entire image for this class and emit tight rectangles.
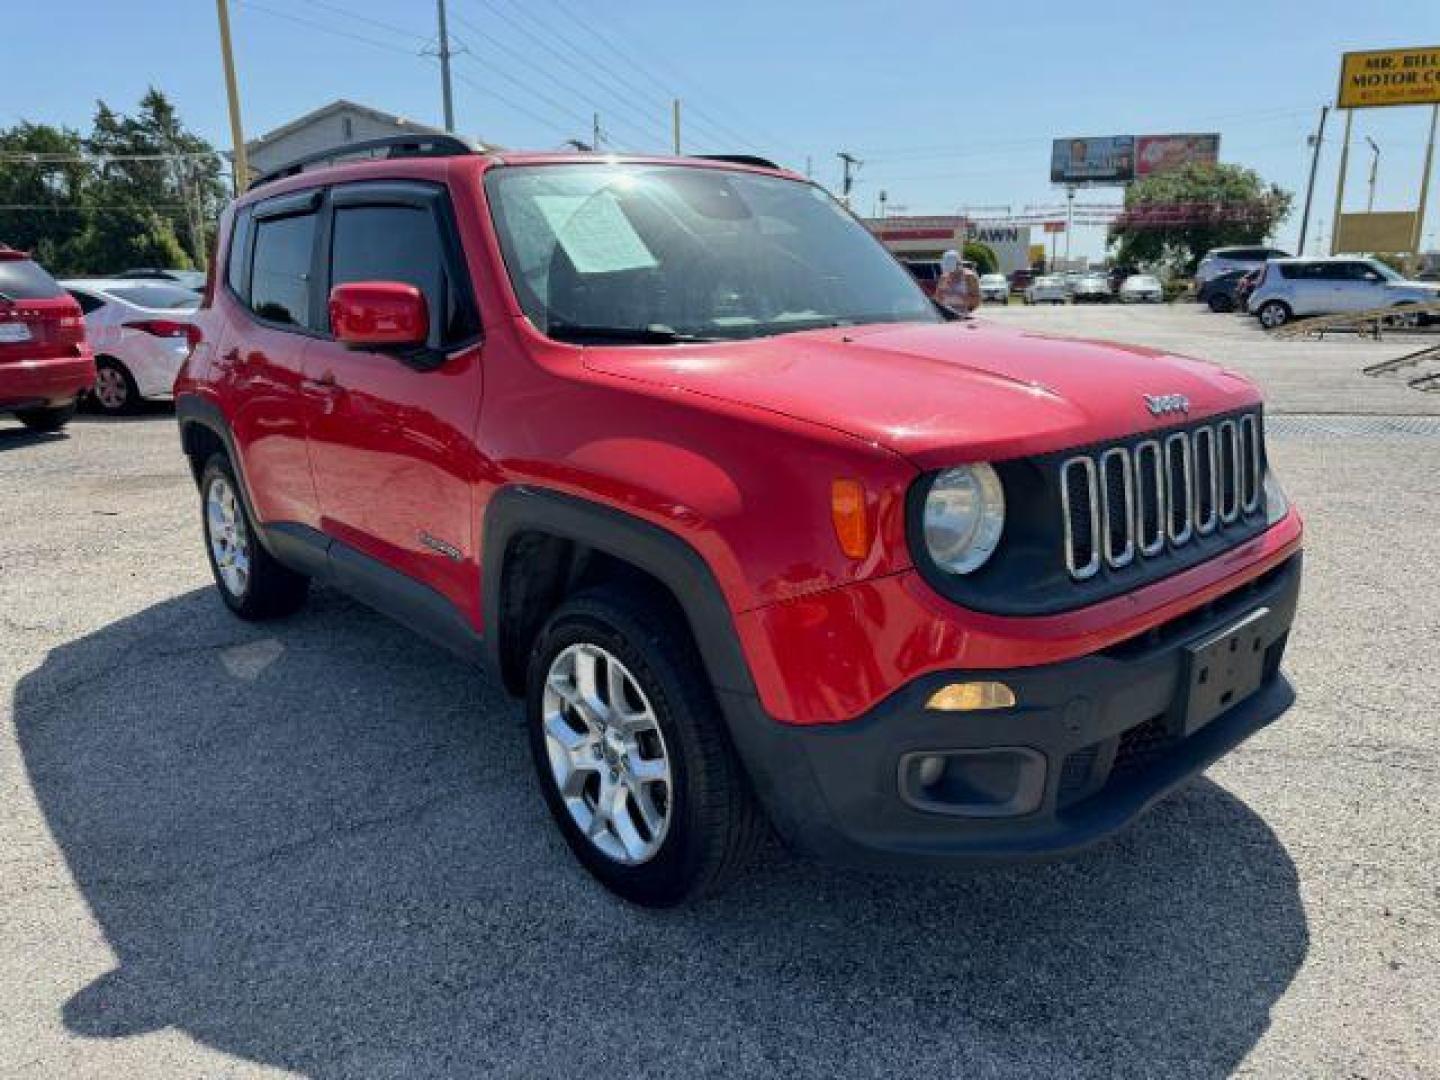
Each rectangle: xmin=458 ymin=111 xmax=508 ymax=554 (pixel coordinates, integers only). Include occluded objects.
xmin=925 ymin=681 xmax=1017 ymax=712
xmin=830 ymin=479 xmax=870 ymax=559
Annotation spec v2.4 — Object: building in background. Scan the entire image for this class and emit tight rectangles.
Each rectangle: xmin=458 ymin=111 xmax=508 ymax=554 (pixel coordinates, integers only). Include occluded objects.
xmin=864 ymin=216 xmax=1033 ymax=275
xmin=243 ymin=100 xmax=488 ymax=178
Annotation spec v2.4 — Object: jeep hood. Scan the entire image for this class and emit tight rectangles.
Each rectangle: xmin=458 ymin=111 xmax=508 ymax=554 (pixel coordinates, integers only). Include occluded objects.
xmin=583 ymin=320 xmax=1261 ymax=468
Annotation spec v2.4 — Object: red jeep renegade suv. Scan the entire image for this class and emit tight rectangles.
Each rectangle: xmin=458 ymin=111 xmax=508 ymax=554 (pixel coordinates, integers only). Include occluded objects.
xmin=175 ymin=137 xmax=1302 ymax=905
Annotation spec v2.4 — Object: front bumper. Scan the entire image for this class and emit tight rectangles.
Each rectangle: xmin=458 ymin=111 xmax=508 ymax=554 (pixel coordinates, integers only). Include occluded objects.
xmin=723 ymin=553 xmax=1300 ymax=869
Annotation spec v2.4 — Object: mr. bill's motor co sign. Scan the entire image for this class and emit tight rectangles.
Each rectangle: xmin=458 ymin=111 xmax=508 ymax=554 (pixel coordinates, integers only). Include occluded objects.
xmin=1338 ymin=46 xmax=1440 ymax=109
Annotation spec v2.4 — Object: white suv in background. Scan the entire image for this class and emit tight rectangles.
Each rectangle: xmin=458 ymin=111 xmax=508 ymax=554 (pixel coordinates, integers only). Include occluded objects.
xmin=1246 ymin=257 xmax=1440 ymax=329
xmin=1196 ymin=245 xmax=1291 ymax=285
xmin=61 ymin=279 xmax=200 ymax=413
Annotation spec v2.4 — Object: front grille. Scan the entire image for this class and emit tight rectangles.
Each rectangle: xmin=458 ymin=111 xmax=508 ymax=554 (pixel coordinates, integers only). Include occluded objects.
xmin=1060 ymin=413 xmax=1265 ymax=581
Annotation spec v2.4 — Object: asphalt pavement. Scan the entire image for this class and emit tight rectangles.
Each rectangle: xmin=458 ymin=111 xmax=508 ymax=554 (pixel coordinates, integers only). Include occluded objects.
xmin=1 ymin=305 xmax=1436 ymax=1078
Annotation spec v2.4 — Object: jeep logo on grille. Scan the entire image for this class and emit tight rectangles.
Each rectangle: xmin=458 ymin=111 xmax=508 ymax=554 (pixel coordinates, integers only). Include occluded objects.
xmin=1144 ymin=393 xmax=1190 ymax=417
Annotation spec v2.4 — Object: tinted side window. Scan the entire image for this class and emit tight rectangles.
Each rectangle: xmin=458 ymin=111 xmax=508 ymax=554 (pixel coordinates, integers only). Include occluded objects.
xmin=66 ymin=289 xmax=106 ymax=314
xmin=250 ymin=212 xmax=317 ymax=328
xmin=226 ymin=208 xmax=252 ymax=300
xmin=329 ymin=204 xmax=477 ymax=344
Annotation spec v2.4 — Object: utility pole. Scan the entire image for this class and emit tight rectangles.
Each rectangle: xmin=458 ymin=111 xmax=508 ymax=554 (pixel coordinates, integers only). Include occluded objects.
xmin=436 ymin=0 xmax=455 ymax=133
xmin=1297 ymin=104 xmax=1328 ymax=255
xmin=1330 ymin=108 xmax=1354 ymax=254
xmin=1064 ymin=185 xmax=1075 ymax=267
xmin=1365 ymin=136 xmax=1380 ymax=212
xmin=1413 ymin=105 xmax=1438 ymax=258
xmin=672 ymin=99 xmax=681 ymax=155
xmin=837 ymin=152 xmax=861 ymax=203
xmin=215 ymin=0 xmax=248 ymax=193
xmin=592 ymin=113 xmax=601 ymax=151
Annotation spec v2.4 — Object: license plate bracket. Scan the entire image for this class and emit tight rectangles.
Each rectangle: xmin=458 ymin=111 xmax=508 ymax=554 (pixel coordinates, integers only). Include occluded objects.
xmin=1180 ymin=607 xmax=1271 ymax=736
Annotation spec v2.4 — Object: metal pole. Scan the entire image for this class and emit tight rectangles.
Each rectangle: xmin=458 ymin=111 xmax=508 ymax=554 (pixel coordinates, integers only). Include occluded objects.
xmin=1064 ymin=186 xmax=1075 ymax=267
xmin=1330 ymin=108 xmax=1354 ymax=255
xmin=592 ymin=113 xmax=600 ymax=151
xmin=1412 ymin=104 xmax=1438 ymax=257
xmin=1297 ymin=104 xmax=1328 ymax=255
xmin=672 ymin=99 xmax=681 ymax=155
xmin=1365 ymin=137 xmax=1380 ymax=212
xmin=437 ymin=0 xmax=455 ymax=132
xmin=215 ymin=0 xmax=248 ymax=193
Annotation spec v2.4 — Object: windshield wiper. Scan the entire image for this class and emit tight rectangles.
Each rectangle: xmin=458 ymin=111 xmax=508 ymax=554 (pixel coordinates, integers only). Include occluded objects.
xmin=545 ymin=322 xmax=725 ymax=345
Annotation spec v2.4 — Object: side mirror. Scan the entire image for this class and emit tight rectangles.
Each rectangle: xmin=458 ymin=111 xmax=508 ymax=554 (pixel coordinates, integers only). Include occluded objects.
xmin=329 ymin=281 xmax=429 ymax=350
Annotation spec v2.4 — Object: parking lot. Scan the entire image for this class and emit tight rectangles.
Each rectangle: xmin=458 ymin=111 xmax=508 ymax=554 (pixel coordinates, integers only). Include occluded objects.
xmin=1 ymin=303 xmax=1437 ymax=1078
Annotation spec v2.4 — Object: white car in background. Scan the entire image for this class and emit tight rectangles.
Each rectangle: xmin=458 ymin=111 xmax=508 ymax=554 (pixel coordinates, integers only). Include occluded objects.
xmin=1119 ymin=274 xmax=1164 ymax=303
xmin=978 ymin=273 xmax=1010 ymax=303
xmin=1246 ymin=256 xmax=1440 ymax=328
xmin=61 ymin=279 xmax=200 ymax=414
xmin=1024 ymin=275 xmax=1068 ymax=305
xmin=1195 ymin=245 xmax=1290 ymax=285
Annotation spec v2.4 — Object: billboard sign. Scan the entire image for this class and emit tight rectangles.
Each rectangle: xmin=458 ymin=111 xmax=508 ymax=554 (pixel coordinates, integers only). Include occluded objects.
xmin=1050 ymin=136 xmax=1134 ymax=185
xmin=1136 ymin=133 xmax=1221 ymax=176
xmin=1338 ymin=46 xmax=1440 ymax=109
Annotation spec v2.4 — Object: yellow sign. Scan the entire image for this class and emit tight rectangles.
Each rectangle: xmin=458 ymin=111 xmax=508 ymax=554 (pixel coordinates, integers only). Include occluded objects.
xmin=1028 ymin=244 xmax=1045 ymax=266
xmin=1336 ymin=211 xmax=1419 ymax=253
xmin=1338 ymin=46 xmax=1440 ymax=109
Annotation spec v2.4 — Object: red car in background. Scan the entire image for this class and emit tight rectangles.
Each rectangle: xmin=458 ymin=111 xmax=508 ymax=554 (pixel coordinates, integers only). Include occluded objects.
xmin=0 ymin=246 xmax=94 ymax=432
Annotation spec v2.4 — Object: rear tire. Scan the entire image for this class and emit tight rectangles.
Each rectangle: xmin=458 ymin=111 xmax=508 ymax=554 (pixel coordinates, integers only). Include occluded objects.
xmin=200 ymin=453 xmax=309 ymax=620
xmin=1257 ymin=300 xmax=1291 ymax=329
xmin=92 ymin=358 xmax=139 ymax=415
xmin=526 ymin=587 xmax=765 ymax=906
xmin=1208 ymin=294 xmax=1234 ymax=313
xmin=16 ymin=403 xmax=76 ymax=432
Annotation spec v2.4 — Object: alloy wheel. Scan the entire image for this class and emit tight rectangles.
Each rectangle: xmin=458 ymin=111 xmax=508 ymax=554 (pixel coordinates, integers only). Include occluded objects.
xmin=206 ymin=476 xmax=251 ymax=598
xmin=542 ymin=643 xmax=673 ymax=865
xmin=94 ymin=366 xmax=129 ymax=411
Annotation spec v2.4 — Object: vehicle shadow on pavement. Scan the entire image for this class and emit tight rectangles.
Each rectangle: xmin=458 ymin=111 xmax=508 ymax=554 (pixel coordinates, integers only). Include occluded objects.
xmin=0 ymin=425 xmax=67 ymax=450
xmin=14 ymin=587 xmax=1308 ymax=1079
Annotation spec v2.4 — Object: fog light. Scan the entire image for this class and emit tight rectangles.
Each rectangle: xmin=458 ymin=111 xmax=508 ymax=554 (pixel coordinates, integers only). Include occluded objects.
xmin=925 ymin=681 xmax=1016 ymax=712
xmin=916 ymin=754 xmax=945 ymax=787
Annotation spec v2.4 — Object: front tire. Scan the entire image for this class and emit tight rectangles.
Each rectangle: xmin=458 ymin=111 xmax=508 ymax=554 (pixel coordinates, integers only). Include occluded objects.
xmin=526 ymin=588 xmax=765 ymax=906
xmin=1208 ymin=294 xmax=1234 ymax=313
xmin=1257 ymin=300 xmax=1291 ymax=328
xmin=200 ymin=454 xmax=309 ymax=620
xmin=16 ymin=402 xmax=77 ymax=432
xmin=92 ymin=359 xmax=139 ymax=415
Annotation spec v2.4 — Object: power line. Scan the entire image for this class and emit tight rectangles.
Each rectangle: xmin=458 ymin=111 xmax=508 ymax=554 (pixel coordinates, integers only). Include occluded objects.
xmin=233 ymin=0 xmax=426 ymax=58
xmin=455 ymin=0 xmax=671 ymax=148
xmin=542 ymin=0 xmax=783 ymax=154
xmin=448 ymin=11 xmax=660 ymax=149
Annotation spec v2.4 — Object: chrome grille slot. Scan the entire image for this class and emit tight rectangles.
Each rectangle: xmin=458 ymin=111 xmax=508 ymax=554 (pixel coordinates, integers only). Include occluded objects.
xmin=1240 ymin=414 xmax=1261 ymax=512
xmin=1217 ymin=420 xmax=1240 ymax=522
xmin=1058 ymin=412 xmax=1266 ymax=582
xmin=1100 ymin=448 xmax=1134 ymax=568
xmin=1164 ymin=433 xmax=1193 ymax=544
xmin=1192 ymin=426 xmax=1218 ymax=535
xmin=1061 ymin=456 xmax=1100 ymax=580
xmin=1133 ymin=440 xmax=1165 ymax=556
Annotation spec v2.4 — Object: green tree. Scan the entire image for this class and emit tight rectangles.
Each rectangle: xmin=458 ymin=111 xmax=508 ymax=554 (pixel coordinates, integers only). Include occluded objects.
xmin=962 ymin=241 xmax=998 ymax=275
xmin=0 ymin=88 xmax=223 ymax=275
xmin=1109 ymin=164 xmax=1293 ymax=276
xmin=0 ymin=123 xmax=91 ymax=270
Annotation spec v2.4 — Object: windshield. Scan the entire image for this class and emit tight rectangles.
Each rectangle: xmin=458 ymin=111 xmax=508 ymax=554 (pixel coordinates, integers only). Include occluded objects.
xmin=106 ymin=284 xmax=201 ymax=310
xmin=1366 ymin=260 xmax=1403 ymax=282
xmin=484 ymin=164 xmax=938 ymax=342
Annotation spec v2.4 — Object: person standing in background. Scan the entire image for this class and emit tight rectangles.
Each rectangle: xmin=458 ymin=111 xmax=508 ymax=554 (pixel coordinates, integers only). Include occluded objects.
xmin=935 ymin=249 xmax=980 ymax=312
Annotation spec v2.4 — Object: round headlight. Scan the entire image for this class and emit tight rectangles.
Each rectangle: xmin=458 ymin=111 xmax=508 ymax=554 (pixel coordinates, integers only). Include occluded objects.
xmin=922 ymin=464 xmax=1006 ymax=574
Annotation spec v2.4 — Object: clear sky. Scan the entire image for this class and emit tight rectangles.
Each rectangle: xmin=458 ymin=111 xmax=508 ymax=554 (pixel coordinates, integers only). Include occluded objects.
xmin=2 ymin=0 xmax=1437 ymax=259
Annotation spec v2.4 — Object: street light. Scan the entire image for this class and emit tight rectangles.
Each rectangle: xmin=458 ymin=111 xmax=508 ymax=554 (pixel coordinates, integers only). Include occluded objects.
xmin=1365 ymin=136 xmax=1380 ymax=212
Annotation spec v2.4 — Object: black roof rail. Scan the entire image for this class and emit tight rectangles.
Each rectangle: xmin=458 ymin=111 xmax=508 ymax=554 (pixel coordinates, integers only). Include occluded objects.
xmin=249 ymin=134 xmax=484 ymax=190
xmin=692 ymin=154 xmax=782 ymax=171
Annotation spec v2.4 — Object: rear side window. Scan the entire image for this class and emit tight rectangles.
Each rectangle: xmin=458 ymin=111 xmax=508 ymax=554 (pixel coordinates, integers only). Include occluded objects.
xmin=251 ymin=212 xmax=317 ymax=328
xmin=329 ymin=204 xmax=478 ymax=344
xmin=66 ymin=289 xmax=106 ymax=314
xmin=0 ymin=258 xmax=64 ymax=300
xmin=226 ymin=209 xmax=253 ymax=299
